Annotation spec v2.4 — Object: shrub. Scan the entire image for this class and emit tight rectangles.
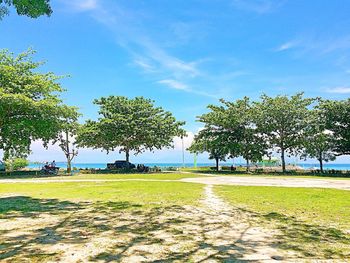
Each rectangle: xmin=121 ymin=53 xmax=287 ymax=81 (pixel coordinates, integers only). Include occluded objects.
xmin=5 ymin=158 xmax=29 ymax=171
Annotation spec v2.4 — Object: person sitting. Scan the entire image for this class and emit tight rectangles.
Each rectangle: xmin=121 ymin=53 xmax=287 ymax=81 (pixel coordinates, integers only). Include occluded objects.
xmin=51 ymin=160 xmax=56 ymax=168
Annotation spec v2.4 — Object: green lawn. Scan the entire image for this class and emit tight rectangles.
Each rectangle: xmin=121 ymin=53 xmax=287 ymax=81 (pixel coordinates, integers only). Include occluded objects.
xmin=0 ymin=181 xmax=204 ymax=212
xmin=0 ymin=172 xmax=204 ymax=181
xmin=215 ymin=185 xmax=350 ymax=259
xmin=182 ymin=167 xmax=350 ymax=180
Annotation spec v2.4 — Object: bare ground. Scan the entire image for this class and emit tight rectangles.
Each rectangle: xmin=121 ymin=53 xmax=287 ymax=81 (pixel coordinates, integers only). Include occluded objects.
xmin=0 ymin=184 xmax=307 ymax=262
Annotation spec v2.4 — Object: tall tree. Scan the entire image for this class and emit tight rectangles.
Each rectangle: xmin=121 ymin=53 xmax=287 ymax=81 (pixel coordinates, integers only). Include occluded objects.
xmin=188 ymin=129 xmax=229 ymax=171
xmin=191 ymin=97 xmax=266 ymax=172
xmin=0 ymin=0 xmax=52 ymax=19
xmin=77 ymin=96 xmax=185 ymax=167
xmin=221 ymin=97 xmax=267 ymax=171
xmin=0 ymin=49 xmax=77 ymax=160
xmin=53 ymin=116 xmax=80 ymax=174
xmin=254 ymin=93 xmax=315 ymax=173
xmin=321 ymin=99 xmax=350 ymax=157
xmin=302 ymin=105 xmax=335 ymax=173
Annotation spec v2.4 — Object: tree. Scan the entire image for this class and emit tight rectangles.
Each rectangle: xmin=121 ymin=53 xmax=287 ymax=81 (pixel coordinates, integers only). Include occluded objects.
xmin=321 ymin=99 xmax=350 ymax=157
xmin=53 ymin=117 xmax=80 ymax=174
xmin=254 ymin=93 xmax=315 ymax=173
xmin=221 ymin=97 xmax=267 ymax=172
xmin=0 ymin=49 xmax=77 ymax=160
xmin=191 ymin=97 xmax=266 ymax=172
xmin=188 ymin=129 xmax=229 ymax=171
xmin=0 ymin=0 xmax=52 ymax=19
xmin=77 ymin=96 xmax=185 ymax=167
xmin=302 ymin=106 xmax=335 ymax=173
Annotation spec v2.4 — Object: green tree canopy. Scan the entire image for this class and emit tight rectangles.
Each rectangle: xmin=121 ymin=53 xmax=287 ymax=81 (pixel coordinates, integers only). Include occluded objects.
xmin=302 ymin=104 xmax=336 ymax=173
xmin=190 ymin=97 xmax=266 ymax=171
xmin=77 ymin=96 xmax=185 ymax=165
xmin=0 ymin=49 xmax=77 ymax=159
xmin=321 ymin=99 xmax=350 ymax=156
xmin=254 ymin=93 xmax=315 ymax=173
xmin=0 ymin=0 xmax=52 ymax=19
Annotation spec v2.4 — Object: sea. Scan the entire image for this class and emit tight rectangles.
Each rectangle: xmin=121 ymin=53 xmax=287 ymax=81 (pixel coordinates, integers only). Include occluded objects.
xmin=27 ymin=162 xmax=350 ymax=171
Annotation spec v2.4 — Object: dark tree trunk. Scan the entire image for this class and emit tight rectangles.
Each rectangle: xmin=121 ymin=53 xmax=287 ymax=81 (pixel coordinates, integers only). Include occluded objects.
xmin=65 ymin=132 xmax=71 ymax=175
xmin=246 ymin=159 xmax=250 ymax=172
xmin=125 ymin=149 xmax=130 ymax=169
xmin=281 ymin=148 xmax=286 ymax=173
xmin=215 ymin=157 xmax=219 ymax=171
xmin=319 ymin=152 xmax=324 ymax=173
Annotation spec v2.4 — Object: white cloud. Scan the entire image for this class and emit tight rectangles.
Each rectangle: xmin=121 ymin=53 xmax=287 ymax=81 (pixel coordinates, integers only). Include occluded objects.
xmin=275 ymin=41 xmax=297 ymax=52
xmin=326 ymin=87 xmax=350 ymax=94
xmin=173 ymin=132 xmax=195 ymax=150
xmin=60 ymin=0 xmax=98 ymax=12
xmin=157 ymin=79 xmax=189 ymax=91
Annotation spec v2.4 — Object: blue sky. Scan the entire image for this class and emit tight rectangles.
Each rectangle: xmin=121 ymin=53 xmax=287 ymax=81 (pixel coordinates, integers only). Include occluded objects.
xmin=1 ymin=0 xmax=350 ymax=164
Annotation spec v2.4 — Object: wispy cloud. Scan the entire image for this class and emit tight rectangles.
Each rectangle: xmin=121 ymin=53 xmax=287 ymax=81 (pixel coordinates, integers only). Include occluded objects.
xmin=60 ymin=0 xmax=98 ymax=12
xmin=157 ymin=79 xmax=189 ymax=91
xmin=275 ymin=41 xmax=297 ymax=52
xmin=326 ymin=86 xmax=350 ymax=94
xmin=231 ymin=0 xmax=282 ymax=14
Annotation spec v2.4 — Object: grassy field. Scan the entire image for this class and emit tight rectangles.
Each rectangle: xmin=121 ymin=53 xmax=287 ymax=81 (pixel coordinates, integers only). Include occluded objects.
xmin=0 ymin=181 xmax=203 ymax=210
xmin=0 ymin=172 xmax=204 ymax=181
xmin=182 ymin=167 xmax=350 ymax=179
xmin=215 ymin=185 xmax=350 ymax=258
xmin=1 ymin=174 xmax=349 ymax=261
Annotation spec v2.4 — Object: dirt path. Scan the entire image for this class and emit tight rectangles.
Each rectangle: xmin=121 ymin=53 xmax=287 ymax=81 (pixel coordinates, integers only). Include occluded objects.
xmin=181 ymin=175 xmax=350 ymax=190
xmin=0 ymin=184 xmax=296 ymax=262
xmin=1 ymin=175 xmax=349 ymax=191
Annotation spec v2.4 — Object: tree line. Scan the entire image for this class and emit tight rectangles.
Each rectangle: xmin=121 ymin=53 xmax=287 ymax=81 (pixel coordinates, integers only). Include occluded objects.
xmin=188 ymin=94 xmax=350 ymax=172
xmin=1 ymin=49 xmax=349 ymax=173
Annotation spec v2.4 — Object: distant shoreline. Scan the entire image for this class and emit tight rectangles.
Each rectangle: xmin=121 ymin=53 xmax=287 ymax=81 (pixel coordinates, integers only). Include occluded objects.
xmin=27 ymin=162 xmax=350 ymax=171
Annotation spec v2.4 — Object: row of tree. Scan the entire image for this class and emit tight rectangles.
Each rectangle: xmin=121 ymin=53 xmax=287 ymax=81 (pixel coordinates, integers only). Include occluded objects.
xmin=1 ymin=49 xmax=350 ymax=173
xmin=0 ymin=49 xmax=185 ymax=172
xmin=188 ymin=94 xmax=350 ymax=172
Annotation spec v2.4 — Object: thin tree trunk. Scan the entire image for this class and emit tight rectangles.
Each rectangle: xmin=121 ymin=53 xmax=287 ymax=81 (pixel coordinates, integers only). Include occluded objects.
xmin=65 ymin=132 xmax=71 ymax=174
xmin=125 ymin=149 xmax=130 ymax=169
xmin=319 ymin=152 xmax=324 ymax=173
xmin=215 ymin=157 xmax=219 ymax=171
xmin=246 ymin=159 xmax=250 ymax=172
xmin=281 ymin=148 xmax=286 ymax=173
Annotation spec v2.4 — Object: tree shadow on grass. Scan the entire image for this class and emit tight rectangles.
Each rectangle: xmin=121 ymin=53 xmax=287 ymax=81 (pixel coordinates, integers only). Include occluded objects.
xmin=0 ymin=196 xmax=144 ymax=261
xmin=245 ymin=209 xmax=350 ymax=260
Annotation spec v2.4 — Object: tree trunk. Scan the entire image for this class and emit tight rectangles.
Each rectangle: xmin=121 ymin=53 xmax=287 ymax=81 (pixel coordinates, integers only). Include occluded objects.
xmin=66 ymin=156 xmax=72 ymax=174
xmin=319 ymin=152 xmax=324 ymax=173
xmin=215 ymin=157 xmax=219 ymax=171
xmin=246 ymin=159 xmax=250 ymax=172
xmin=281 ymin=148 xmax=286 ymax=173
xmin=125 ymin=149 xmax=130 ymax=169
xmin=65 ymin=131 xmax=71 ymax=174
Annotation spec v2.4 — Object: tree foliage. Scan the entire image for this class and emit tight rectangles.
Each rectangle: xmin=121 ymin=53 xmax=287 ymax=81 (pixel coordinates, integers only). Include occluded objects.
xmin=0 ymin=49 xmax=77 ymax=159
xmin=254 ymin=93 xmax=315 ymax=172
xmin=0 ymin=0 xmax=52 ymax=19
xmin=189 ymin=97 xmax=266 ymax=171
xmin=321 ymin=99 xmax=350 ymax=156
xmin=302 ymin=105 xmax=336 ymax=172
xmin=77 ymin=96 xmax=185 ymax=165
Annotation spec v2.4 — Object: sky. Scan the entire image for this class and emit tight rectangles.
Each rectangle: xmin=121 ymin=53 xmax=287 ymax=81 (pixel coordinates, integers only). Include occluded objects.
xmin=1 ymin=0 xmax=350 ymax=164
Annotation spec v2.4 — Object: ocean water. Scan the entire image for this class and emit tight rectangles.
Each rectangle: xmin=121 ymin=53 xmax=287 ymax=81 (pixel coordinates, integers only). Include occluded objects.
xmin=27 ymin=162 xmax=350 ymax=171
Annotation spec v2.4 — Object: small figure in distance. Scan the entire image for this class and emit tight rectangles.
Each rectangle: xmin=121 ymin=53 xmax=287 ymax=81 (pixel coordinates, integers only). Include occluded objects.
xmin=51 ymin=160 xmax=56 ymax=168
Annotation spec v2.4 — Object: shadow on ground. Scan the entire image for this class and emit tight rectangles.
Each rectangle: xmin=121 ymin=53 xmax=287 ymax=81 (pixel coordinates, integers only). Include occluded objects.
xmin=0 ymin=196 xmax=349 ymax=262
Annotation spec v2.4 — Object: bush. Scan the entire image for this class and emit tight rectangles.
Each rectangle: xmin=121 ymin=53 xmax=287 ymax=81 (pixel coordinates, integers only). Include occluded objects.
xmin=5 ymin=158 xmax=29 ymax=171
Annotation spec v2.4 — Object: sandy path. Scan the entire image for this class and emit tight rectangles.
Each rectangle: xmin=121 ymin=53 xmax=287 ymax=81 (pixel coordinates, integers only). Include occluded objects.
xmin=1 ymin=175 xmax=349 ymax=191
xmin=181 ymin=176 xmax=350 ymax=190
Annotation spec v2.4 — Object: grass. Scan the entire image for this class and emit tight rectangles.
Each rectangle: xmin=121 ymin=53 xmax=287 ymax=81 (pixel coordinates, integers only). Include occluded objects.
xmin=0 ymin=172 xmax=204 ymax=181
xmin=215 ymin=185 xmax=350 ymax=259
xmin=215 ymin=185 xmax=350 ymax=229
xmin=0 ymin=181 xmax=203 ymax=211
xmin=182 ymin=167 xmax=350 ymax=179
